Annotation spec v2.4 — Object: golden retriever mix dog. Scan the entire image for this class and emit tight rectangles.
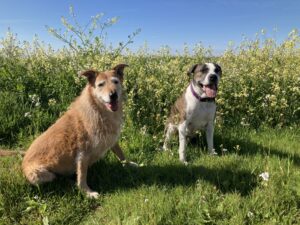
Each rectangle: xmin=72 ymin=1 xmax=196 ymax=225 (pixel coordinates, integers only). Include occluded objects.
xmin=21 ymin=64 xmax=136 ymax=198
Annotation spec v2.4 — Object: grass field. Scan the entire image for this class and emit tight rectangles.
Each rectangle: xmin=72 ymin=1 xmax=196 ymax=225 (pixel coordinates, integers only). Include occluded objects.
xmin=1 ymin=127 xmax=299 ymax=224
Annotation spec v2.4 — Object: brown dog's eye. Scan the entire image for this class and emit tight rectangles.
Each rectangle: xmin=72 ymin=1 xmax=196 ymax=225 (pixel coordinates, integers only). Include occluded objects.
xmin=98 ymin=82 xmax=105 ymax=87
xmin=113 ymin=80 xmax=119 ymax=84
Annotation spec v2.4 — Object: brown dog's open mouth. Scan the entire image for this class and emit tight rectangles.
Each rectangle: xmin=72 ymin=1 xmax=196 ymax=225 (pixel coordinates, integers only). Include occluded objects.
xmin=203 ymin=84 xmax=217 ymax=98
xmin=105 ymin=101 xmax=118 ymax=112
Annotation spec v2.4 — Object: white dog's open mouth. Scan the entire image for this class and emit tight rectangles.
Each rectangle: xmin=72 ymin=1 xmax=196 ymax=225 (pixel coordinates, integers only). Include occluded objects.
xmin=105 ymin=101 xmax=118 ymax=112
xmin=203 ymin=84 xmax=217 ymax=98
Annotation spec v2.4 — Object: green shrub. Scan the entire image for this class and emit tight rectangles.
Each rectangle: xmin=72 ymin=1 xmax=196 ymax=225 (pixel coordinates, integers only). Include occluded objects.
xmin=0 ymin=11 xmax=299 ymax=146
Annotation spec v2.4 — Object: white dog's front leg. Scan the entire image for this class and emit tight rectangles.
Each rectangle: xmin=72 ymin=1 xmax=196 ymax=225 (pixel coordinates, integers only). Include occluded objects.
xmin=178 ymin=122 xmax=188 ymax=164
xmin=206 ymin=122 xmax=217 ymax=155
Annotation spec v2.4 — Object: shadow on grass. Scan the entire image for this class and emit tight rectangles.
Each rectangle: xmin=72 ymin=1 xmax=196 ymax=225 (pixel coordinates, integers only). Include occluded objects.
xmin=214 ymin=133 xmax=300 ymax=166
xmin=181 ymin=130 xmax=300 ymax=166
xmin=0 ymin=159 xmax=256 ymax=224
xmin=87 ymin=160 xmax=257 ymax=197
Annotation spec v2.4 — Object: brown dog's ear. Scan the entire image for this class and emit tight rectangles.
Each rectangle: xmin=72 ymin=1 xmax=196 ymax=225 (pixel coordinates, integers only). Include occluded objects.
xmin=79 ymin=69 xmax=97 ymax=84
xmin=113 ymin=64 xmax=128 ymax=79
xmin=187 ymin=64 xmax=199 ymax=76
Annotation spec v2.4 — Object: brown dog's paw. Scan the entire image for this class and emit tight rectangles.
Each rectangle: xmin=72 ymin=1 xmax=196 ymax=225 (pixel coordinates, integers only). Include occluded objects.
xmin=121 ymin=160 xmax=139 ymax=167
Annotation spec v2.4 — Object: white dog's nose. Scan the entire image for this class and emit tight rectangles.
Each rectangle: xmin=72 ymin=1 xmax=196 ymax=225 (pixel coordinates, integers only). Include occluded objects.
xmin=209 ymin=74 xmax=217 ymax=82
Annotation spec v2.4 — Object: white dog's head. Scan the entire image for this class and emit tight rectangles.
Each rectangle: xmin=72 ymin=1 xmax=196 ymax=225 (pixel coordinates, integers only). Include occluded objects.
xmin=188 ymin=63 xmax=222 ymax=98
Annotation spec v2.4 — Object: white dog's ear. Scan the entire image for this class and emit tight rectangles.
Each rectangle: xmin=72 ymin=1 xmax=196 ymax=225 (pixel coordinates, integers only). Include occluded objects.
xmin=187 ymin=64 xmax=199 ymax=76
xmin=113 ymin=64 xmax=128 ymax=79
xmin=214 ymin=63 xmax=222 ymax=75
xmin=79 ymin=69 xmax=97 ymax=84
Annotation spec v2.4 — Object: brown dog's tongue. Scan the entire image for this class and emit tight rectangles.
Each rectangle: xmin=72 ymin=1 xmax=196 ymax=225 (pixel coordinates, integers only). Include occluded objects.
xmin=204 ymin=84 xmax=217 ymax=98
xmin=105 ymin=102 xmax=118 ymax=111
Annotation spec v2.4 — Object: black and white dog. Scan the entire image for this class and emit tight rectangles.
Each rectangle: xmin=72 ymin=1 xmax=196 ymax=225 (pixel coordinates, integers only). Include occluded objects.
xmin=163 ymin=63 xmax=222 ymax=164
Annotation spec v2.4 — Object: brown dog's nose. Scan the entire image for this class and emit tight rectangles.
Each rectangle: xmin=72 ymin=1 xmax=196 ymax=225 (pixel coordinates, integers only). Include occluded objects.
xmin=109 ymin=91 xmax=118 ymax=101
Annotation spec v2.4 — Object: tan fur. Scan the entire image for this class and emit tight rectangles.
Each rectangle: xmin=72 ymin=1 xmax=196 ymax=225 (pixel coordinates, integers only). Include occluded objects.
xmin=22 ymin=64 xmax=130 ymax=198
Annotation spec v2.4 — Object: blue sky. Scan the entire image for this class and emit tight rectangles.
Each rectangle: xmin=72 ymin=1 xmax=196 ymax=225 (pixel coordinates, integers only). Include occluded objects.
xmin=1 ymin=0 xmax=300 ymax=53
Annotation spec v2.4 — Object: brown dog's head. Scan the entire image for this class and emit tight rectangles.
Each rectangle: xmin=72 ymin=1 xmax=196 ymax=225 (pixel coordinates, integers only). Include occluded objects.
xmin=188 ymin=63 xmax=222 ymax=98
xmin=80 ymin=64 xmax=128 ymax=112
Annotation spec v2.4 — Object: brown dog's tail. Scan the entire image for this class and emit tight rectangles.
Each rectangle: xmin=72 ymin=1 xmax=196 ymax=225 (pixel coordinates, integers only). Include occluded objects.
xmin=0 ymin=150 xmax=25 ymax=157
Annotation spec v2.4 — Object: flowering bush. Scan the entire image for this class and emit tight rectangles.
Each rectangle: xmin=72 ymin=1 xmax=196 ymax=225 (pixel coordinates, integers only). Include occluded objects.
xmin=123 ymin=32 xmax=300 ymax=132
xmin=0 ymin=22 xmax=299 ymax=145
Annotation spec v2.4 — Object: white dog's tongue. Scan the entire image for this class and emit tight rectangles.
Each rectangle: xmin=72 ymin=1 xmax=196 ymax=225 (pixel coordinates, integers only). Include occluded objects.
xmin=204 ymin=84 xmax=217 ymax=98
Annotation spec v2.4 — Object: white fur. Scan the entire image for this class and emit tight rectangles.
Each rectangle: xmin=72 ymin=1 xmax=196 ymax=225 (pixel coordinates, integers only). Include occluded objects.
xmin=163 ymin=81 xmax=217 ymax=164
xmin=94 ymin=77 xmax=122 ymax=104
xmin=202 ymin=63 xmax=220 ymax=85
xmin=182 ymin=84 xmax=217 ymax=162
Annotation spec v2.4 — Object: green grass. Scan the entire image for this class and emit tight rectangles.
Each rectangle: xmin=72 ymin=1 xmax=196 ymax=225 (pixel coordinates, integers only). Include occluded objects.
xmin=1 ymin=126 xmax=300 ymax=224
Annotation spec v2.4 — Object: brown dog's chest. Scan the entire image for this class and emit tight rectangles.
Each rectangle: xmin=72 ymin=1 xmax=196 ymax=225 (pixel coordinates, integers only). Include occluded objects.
xmin=86 ymin=114 xmax=122 ymax=165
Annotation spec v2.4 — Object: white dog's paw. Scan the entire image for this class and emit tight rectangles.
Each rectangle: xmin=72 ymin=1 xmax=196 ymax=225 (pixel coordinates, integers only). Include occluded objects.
xmin=180 ymin=159 xmax=188 ymax=166
xmin=86 ymin=191 xmax=100 ymax=199
xmin=209 ymin=149 xmax=218 ymax=156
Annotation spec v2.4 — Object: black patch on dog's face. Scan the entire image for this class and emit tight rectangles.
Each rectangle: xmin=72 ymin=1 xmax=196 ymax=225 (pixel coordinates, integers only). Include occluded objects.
xmin=213 ymin=63 xmax=222 ymax=76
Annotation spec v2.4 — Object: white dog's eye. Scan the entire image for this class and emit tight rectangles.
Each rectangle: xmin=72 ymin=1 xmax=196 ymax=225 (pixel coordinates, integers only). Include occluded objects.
xmin=98 ymin=81 xmax=105 ymax=87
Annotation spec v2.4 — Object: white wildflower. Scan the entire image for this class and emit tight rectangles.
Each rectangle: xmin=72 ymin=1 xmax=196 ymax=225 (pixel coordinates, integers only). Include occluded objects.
xmin=48 ymin=98 xmax=57 ymax=106
xmin=24 ymin=112 xmax=31 ymax=118
xmin=247 ymin=211 xmax=254 ymax=217
xmin=29 ymin=94 xmax=39 ymax=104
xmin=140 ymin=125 xmax=147 ymax=135
xmin=259 ymin=172 xmax=269 ymax=181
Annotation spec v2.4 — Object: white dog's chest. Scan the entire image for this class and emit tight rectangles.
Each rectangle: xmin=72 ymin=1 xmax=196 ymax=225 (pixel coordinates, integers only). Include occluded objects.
xmin=186 ymin=101 xmax=216 ymax=132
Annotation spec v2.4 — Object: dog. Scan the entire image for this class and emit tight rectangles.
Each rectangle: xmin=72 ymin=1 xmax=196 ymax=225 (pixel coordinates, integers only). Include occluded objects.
xmin=163 ymin=63 xmax=222 ymax=164
xmin=22 ymin=64 xmax=136 ymax=198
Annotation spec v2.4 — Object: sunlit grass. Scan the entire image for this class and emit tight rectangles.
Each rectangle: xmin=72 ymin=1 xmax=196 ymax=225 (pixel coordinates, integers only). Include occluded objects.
xmin=1 ymin=127 xmax=299 ymax=224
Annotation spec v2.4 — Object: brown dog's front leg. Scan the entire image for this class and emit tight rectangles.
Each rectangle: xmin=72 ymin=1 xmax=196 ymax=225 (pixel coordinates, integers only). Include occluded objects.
xmin=76 ymin=154 xmax=99 ymax=198
xmin=111 ymin=143 xmax=138 ymax=167
xmin=111 ymin=143 xmax=126 ymax=161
